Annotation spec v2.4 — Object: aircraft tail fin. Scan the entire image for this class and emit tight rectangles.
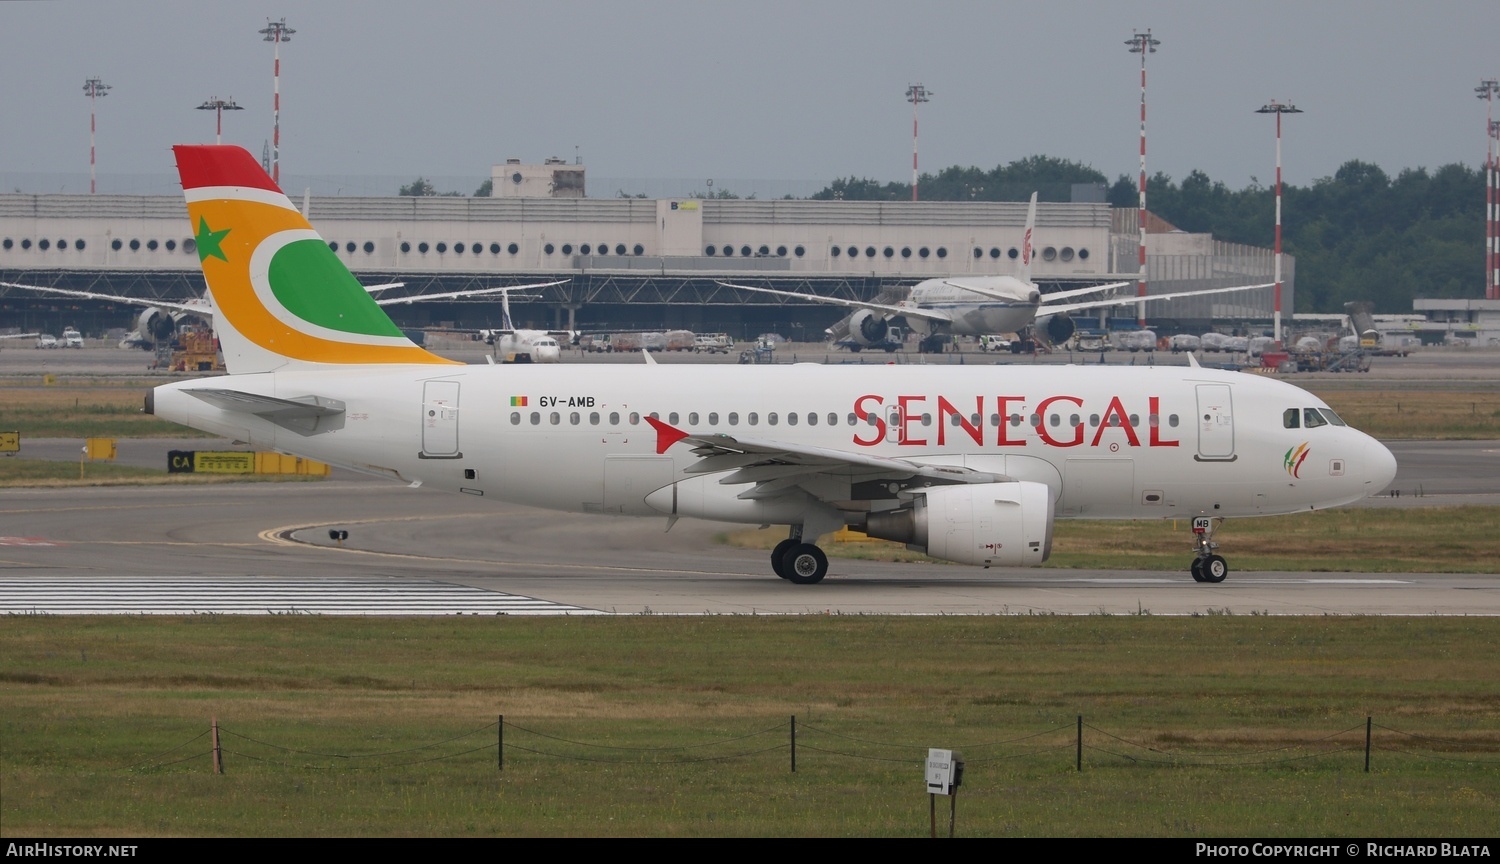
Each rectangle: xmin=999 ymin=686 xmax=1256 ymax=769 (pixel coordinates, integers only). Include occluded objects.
xmin=1019 ymin=192 xmax=1037 ymax=285
xmin=172 ymin=145 xmax=457 ymax=373
xmin=500 ymin=289 xmax=515 ymax=331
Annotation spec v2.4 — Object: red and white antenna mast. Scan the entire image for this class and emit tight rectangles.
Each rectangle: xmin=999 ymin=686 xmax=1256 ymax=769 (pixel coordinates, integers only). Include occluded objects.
xmin=259 ymin=18 xmax=294 ymax=185
xmin=1479 ymin=79 xmax=1499 ymax=300
xmin=906 ymin=83 xmax=932 ymax=202
xmin=82 ymin=77 xmax=110 ymax=195
xmin=1257 ymin=101 xmax=1302 ymax=346
xmin=1126 ymin=29 xmax=1160 ymax=327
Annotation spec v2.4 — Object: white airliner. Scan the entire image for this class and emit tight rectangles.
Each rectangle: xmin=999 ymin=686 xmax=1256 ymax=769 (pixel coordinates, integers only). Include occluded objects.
xmin=147 ymin=145 xmax=1396 ymax=585
xmin=721 ymin=193 xmax=1271 ymax=352
xmin=472 ymin=287 xmax=570 ymax=363
xmin=0 ymin=279 xmax=560 ymax=352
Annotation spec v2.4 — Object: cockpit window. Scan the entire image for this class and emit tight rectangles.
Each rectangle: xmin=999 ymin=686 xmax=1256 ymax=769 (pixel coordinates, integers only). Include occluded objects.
xmin=1283 ymin=408 xmax=1300 ymax=429
xmin=1303 ymin=408 xmax=1328 ymax=429
xmin=1319 ymin=408 xmax=1347 ymax=427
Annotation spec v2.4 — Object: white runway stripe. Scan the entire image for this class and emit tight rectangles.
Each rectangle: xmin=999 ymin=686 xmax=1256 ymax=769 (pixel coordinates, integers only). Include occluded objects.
xmin=0 ymin=577 xmax=601 ymax=616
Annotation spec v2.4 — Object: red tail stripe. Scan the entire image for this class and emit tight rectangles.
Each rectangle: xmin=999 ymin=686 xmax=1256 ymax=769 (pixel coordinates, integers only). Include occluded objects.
xmin=173 ymin=144 xmax=283 ymax=193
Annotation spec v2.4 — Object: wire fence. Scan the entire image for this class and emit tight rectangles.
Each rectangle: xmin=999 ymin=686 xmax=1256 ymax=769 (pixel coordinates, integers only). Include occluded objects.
xmin=115 ymin=715 xmax=1500 ymax=778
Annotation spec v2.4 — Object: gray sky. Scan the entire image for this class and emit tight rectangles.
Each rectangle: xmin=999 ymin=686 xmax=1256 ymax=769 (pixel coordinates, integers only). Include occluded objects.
xmin=4 ymin=0 xmax=1496 ymax=196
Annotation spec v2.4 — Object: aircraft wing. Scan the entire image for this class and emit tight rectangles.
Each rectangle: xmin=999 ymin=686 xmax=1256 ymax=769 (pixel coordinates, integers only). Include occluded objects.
xmin=646 ymin=417 xmax=1002 ymax=499
xmin=715 ymin=281 xmax=954 ymax=325
xmin=372 ymin=279 xmax=568 ymax=306
xmin=0 ymin=281 xmax=212 ymax=319
xmin=0 ymin=333 xmax=40 ymax=340
xmin=1040 ymin=282 xmax=1275 ymax=317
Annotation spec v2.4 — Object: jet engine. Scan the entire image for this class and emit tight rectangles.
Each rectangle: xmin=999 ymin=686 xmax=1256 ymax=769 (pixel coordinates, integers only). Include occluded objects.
xmin=862 ymin=481 xmax=1054 ymax=567
xmin=1033 ymin=313 xmax=1075 ymax=348
xmin=846 ymin=308 xmax=890 ymax=347
xmin=135 ymin=307 xmax=178 ymax=348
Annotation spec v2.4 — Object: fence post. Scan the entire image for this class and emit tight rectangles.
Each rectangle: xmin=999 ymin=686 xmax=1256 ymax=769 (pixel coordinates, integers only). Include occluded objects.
xmin=498 ymin=714 xmax=503 ymax=772
xmin=1076 ymin=715 xmax=1083 ymax=772
xmin=211 ymin=717 xmax=223 ymax=775
xmin=790 ymin=715 xmax=797 ymax=773
xmin=1365 ymin=716 xmax=1371 ymax=773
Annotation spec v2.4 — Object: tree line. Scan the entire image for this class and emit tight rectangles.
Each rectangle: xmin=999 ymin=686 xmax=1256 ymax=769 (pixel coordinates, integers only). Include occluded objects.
xmin=399 ymin=154 xmax=1488 ymax=313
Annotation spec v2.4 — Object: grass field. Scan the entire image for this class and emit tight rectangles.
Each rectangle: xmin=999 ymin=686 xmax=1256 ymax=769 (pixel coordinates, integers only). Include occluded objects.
xmin=2 ymin=616 xmax=1496 ymax=837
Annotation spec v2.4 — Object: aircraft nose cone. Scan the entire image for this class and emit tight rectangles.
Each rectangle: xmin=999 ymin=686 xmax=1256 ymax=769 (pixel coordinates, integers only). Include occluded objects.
xmin=1368 ymin=438 xmax=1398 ymax=493
xmin=1028 ymin=290 xmax=1041 ymax=304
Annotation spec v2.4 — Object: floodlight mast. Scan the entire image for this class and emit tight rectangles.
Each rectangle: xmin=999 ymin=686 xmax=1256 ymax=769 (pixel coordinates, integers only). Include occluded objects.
xmin=1126 ymin=29 xmax=1160 ymax=326
xmin=1256 ymin=101 xmax=1302 ymax=346
xmin=82 ymin=77 xmax=111 ymax=195
xmin=1479 ymin=79 xmax=1499 ymax=300
xmin=197 ymin=98 xmax=244 ymax=145
xmin=259 ymin=18 xmax=295 ymax=185
xmin=906 ymin=84 xmax=932 ymax=202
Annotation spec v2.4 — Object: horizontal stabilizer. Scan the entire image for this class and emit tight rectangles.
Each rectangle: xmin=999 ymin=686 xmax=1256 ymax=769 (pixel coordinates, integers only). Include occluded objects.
xmin=187 ymin=388 xmax=346 ymax=435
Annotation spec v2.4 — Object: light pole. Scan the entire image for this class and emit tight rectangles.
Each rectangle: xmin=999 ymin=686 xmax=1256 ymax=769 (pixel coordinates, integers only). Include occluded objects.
xmin=1128 ymin=30 xmax=1158 ymax=325
xmin=197 ymin=98 xmax=244 ymax=145
xmin=906 ymin=84 xmax=932 ymax=202
xmin=259 ymin=18 xmax=295 ymax=185
xmin=82 ymin=77 xmax=110 ymax=195
xmin=1256 ymin=101 xmax=1302 ymax=346
xmin=1478 ymin=79 xmax=1499 ymax=300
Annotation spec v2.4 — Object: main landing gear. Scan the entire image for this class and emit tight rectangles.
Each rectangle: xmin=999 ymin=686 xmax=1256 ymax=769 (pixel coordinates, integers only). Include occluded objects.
xmin=770 ymin=533 xmax=829 ymax=585
xmin=1189 ymin=516 xmax=1229 ymax=583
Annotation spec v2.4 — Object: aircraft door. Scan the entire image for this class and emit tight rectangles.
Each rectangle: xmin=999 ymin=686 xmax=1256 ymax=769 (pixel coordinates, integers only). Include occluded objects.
xmin=421 ymin=380 xmax=461 ymax=458
xmin=1195 ymin=383 xmax=1235 ymax=460
xmin=885 ymin=405 xmax=903 ymax=444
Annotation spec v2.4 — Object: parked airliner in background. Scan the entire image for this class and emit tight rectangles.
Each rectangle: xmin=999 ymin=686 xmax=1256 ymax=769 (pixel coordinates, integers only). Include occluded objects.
xmin=721 ymin=194 xmax=1271 ymax=352
xmin=147 ymin=146 xmax=1396 ymax=585
xmin=471 ymin=286 xmax=572 ymax=363
xmin=1 ymin=278 xmax=561 ymax=352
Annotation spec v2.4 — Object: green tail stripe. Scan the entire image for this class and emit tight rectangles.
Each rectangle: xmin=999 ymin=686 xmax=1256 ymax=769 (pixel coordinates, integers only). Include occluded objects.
xmin=268 ymin=239 xmax=405 ymax=338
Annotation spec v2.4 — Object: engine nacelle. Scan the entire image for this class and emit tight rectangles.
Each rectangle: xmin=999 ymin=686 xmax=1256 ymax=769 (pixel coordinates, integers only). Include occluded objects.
xmin=863 ymin=481 xmax=1054 ymax=567
xmin=847 ymin=308 xmax=890 ymax=347
xmin=1034 ymin=313 xmax=1075 ymax=347
xmin=136 ymin=307 xmax=177 ymax=344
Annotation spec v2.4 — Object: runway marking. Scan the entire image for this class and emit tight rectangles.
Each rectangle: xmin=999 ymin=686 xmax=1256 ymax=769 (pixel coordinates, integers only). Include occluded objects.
xmin=0 ymin=537 xmax=58 ymax=546
xmin=0 ymin=577 xmax=602 ymax=616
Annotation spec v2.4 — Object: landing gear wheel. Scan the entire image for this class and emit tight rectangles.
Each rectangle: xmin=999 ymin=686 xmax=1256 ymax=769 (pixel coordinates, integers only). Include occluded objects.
xmin=1190 ymin=558 xmax=1207 ymax=583
xmin=1200 ymin=554 xmax=1228 ymax=584
xmin=770 ymin=539 xmax=797 ymax=580
xmin=782 ymin=543 xmax=829 ymax=585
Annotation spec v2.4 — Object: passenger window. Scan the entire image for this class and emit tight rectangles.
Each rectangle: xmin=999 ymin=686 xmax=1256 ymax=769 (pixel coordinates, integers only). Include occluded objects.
xmin=866 ymin=412 xmax=878 ymax=425
xmin=1011 ymin=414 xmax=1024 ymax=427
xmin=510 ymin=412 xmax=520 ymax=425
xmin=1169 ymin=414 xmax=1179 ymax=427
xmin=787 ymin=413 xmax=798 ymax=426
xmin=1069 ymin=414 xmax=1080 ymax=427
xmin=530 ymin=412 xmax=541 ymax=425
xmin=922 ymin=414 xmax=932 ymax=426
xmin=669 ymin=412 xmax=679 ymax=424
xmin=768 ymin=412 xmax=778 ymax=426
xmin=989 ymin=414 xmax=1000 ymax=426
xmin=590 ymin=412 xmax=600 ymax=425
xmin=1284 ymin=408 xmax=1300 ymax=429
xmin=629 ymin=412 xmax=640 ymax=425
xmin=570 ymin=412 xmax=580 ymax=425
xmin=971 ymin=413 xmax=981 ymax=427
xmin=1089 ymin=414 xmax=1100 ymax=427
xmin=1129 ymin=414 xmax=1139 ymax=427
xmin=827 ymin=413 xmax=837 ymax=426
xmin=550 ymin=412 xmax=560 ymax=425
xmin=748 ymin=412 xmax=759 ymax=425
xmin=708 ymin=412 xmax=718 ymax=425
xmin=689 ymin=412 xmax=699 ymax=425
xmin=1050 ymin=414 xmax=1060 ymax=427
xmin=728 ymin=412 xmax=739 ymax=425
xmin=609 ymin=412 xmax=620 ymax=425
xmin=1304 ymin=408 xmax=1327 ymax=429
xmin=1030 ymin=414 xmax=1041 ymax=427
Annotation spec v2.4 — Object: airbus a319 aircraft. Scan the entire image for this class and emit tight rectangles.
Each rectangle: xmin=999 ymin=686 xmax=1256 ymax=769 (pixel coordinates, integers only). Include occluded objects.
xmin=148 ymin=146 xmax=1396 ymax=585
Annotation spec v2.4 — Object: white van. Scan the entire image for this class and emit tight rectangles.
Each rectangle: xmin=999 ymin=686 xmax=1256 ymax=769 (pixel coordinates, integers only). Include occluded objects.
xmin=62 ymin=327 xmax=84 ymax=348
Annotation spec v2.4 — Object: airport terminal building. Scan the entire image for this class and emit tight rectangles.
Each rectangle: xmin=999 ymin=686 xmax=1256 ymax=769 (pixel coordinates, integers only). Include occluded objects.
xmin=0 ymin=163 xmax=1287 ymax=340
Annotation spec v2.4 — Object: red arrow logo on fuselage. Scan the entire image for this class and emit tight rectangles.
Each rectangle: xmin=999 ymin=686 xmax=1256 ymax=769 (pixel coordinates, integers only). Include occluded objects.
xmin=645 ymin=415 xmax=690 ymax=454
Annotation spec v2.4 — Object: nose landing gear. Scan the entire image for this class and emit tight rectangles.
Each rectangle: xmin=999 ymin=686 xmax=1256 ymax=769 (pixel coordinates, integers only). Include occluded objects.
xmin=1190 ymin=516 xmax=1229 ymax=583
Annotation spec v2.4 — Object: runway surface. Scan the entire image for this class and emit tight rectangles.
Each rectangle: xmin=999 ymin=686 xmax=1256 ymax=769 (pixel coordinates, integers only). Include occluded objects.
xmin=1 ymin=481 xmax=1496 ymax=616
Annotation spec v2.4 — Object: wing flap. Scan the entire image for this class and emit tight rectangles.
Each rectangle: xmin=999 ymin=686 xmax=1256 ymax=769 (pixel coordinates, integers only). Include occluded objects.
xmin=187 ymin=388 xmax=345 ymax=435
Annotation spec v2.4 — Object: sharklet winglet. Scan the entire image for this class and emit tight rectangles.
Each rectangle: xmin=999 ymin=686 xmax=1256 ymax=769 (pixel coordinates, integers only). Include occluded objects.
xmin=645 ymin=416 xmax=689 ymax=455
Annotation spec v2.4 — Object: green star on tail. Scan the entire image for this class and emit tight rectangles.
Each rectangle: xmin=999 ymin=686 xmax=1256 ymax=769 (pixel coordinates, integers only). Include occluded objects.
xmin=194 ymin=216 xmax=230 ymax=263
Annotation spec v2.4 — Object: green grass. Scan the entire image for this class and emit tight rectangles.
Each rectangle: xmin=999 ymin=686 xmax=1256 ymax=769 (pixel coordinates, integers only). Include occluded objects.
xmin=2 ymin=616 xmax=1496 ymax=836
xmin=0 ymin=383 xmax=211 ymax=439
